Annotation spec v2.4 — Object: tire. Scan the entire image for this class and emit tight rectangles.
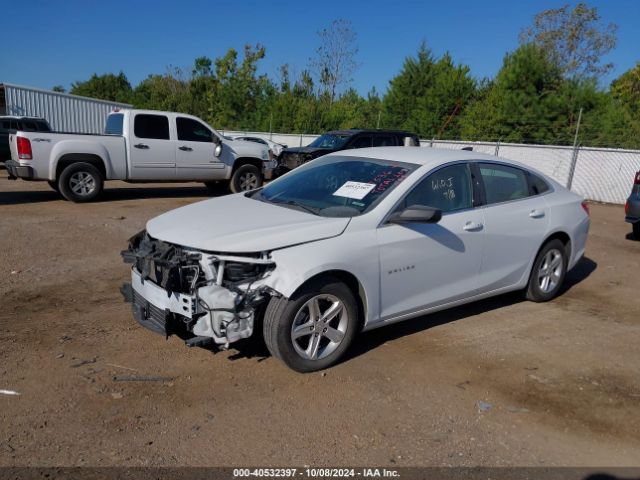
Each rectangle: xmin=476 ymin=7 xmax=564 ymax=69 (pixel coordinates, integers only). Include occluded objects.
xmin=526 ymin=239 xmax=568 ymax=302
xmin=47 ymin=180 xmax=60 ymax=193
xmin=633 ymin=223 xmax=640 ymax=241
xmin=57 ymin=162 xmax=104 ymax=203
xmin=263 ymin=277 xmax=359 ymax=372
xmin=230 ymin=164 xmax=262 ymax=193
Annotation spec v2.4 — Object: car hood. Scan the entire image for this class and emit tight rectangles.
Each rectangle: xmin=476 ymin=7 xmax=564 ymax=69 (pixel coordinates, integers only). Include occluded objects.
xmin=282 ymin=146 xmax=335 ymax=155
xmin=146 ymin=194 xmax=350 ymax=253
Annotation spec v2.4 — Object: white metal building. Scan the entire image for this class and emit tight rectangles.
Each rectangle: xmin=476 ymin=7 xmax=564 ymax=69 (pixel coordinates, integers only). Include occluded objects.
xmin=0 ymin=83 xmax=131 ymax=134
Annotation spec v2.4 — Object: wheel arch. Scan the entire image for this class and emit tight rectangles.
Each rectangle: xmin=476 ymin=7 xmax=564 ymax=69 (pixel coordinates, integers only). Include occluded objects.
xmin=287 ymin=269 xmax=369 ymax=331
xmin=55 ymin=153 xmax=107 ymax=180
xmin=232 ymin=157 xmax=263 ymax=173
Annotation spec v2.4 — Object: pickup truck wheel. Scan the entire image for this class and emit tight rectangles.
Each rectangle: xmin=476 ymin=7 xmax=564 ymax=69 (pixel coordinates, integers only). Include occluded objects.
xmin=263 ymin=278 xmax=358 ymax=372
xmin=230 ymin=164 xmax=262 ymax=193
xmin=58 ymin=163 xmax=104 ymax=203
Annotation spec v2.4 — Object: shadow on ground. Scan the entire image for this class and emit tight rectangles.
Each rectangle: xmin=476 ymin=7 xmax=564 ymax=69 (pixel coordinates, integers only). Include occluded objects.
xmin=226 ymin=256 xmax=597 ymax=365
xmin=0 ymin=184 xmax=223 ymax=205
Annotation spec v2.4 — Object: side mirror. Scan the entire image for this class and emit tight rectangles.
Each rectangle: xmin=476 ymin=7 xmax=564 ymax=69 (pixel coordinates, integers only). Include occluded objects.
xmin=388 ymin=205 xmax=442 ymax=224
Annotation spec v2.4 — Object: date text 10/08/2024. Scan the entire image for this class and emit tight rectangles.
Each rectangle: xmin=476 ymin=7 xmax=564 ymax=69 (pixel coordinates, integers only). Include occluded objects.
xmin=233 ymin=468 xmax=400 ymax=478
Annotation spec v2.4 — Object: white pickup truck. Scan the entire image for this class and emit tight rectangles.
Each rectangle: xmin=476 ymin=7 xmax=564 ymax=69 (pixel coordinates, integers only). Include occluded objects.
xmin=6 ymin=109 xmax=276 ymax=202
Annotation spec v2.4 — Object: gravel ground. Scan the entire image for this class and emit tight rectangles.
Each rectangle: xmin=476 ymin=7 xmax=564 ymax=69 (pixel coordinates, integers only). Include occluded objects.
xmin=1 ymin=172 xmax=639 ymax=467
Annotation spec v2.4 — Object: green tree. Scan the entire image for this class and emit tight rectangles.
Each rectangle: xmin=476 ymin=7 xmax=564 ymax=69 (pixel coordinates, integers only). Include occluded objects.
xmin=520 ymin=2 xmax=617 ymax=79
xmin=382 ymin=44 xmax=475 ymax=138
xmin=460 ymin=44 xmax=569 ymax=143
xmin=52 ymin=85 xmax=66 ymax=93
xmin=70 ymin=72 xmax=133 ymax=103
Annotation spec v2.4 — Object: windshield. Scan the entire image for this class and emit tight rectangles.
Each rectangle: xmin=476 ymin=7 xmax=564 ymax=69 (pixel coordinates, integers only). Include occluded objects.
xmin=308 ymin=133 xmax=351 ymax=149
xmin=255 ymin=156 xmax=416 ymax=217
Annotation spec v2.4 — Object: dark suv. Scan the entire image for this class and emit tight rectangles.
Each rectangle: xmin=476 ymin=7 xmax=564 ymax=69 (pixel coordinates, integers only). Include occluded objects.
xmin=277 ymin=129 xmax=420 ymax=174
xmin=0 ymin=116 xmax=51 ymax=162
xmin=625 ymin=171 xmax=640 ymax=240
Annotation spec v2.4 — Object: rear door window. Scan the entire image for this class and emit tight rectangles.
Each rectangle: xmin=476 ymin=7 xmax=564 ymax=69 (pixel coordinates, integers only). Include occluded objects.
xmin=176 ymin=117 xmax=212 ymax=142
xmin=479 ymin=163 xmax=530 ymax=204
xmin=350 ymin=136 xmax=373 ymax=149
xmin=134 ymin=114 xmax=170 ymax=140
xmin=528 ymin=172 xmax=550 ymax=195
xmin=373 ymin=135 xmax=396 ymax=147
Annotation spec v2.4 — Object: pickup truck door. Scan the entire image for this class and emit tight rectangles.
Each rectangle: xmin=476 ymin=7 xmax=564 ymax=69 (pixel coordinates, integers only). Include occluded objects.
xmin=128 ymin=113 xmax=176 ymax=180
xmin=174 ymin=117 xmax=225 ymax=180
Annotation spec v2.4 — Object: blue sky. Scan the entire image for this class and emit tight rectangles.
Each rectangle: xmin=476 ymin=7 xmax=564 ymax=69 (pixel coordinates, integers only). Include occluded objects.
xmin=2 ymin=0 xmax=639 ymax=95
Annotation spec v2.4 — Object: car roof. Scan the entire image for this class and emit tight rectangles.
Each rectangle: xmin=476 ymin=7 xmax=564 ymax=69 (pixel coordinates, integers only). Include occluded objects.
xmin=331 ymin=146 xmax=541 ymax=172
xmin=327 ymin=129 xmax=417 ymax=136
xmin=0 ymin=116 xmax=47 ymax=121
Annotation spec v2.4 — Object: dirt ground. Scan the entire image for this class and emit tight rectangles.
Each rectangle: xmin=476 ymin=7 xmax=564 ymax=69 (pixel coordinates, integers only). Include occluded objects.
xmin=0 ymin=171 xmax=639 ymax=468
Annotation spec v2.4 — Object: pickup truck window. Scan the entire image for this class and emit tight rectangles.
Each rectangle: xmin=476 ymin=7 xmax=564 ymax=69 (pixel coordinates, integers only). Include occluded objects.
xmin=134 ymin=114 xmax=170 ymax=140
xmin=176 ymin=117 xmax=212 ymax=143
xmin=105 ymin=114 xmax=124 ymax=135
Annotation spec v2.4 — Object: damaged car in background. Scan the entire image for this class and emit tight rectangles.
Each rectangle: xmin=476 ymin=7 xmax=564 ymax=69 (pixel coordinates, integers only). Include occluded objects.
xmin=122 ymin=147 xmax=590 ymax=372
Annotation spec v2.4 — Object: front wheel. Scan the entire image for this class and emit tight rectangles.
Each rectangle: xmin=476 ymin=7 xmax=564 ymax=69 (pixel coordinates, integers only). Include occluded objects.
xmin=57 ymin=162 xmax=104 ymax=203
xmin=263 ymin=278 xmax=359 ymax=372
xmin=230 ymin=164 xmax=262 ymax=193
xmin=526 ymin=239 xmax=568 ymax=302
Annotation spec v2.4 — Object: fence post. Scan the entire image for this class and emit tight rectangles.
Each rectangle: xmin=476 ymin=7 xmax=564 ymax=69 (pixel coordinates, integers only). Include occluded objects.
xmin=494 ymin=141 xmax=501 ymax=156
xmin=566 ymin=145 xmax=581 ymax=190
xmin=567 ymin=107 xmax=583 ymax=190
xmin=299 ymin=133 xmax=303 ymax=147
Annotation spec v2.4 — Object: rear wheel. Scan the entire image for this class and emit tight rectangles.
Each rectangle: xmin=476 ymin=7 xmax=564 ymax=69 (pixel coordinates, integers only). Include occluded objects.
xmin=58 ymin=162 xmax=104 ymax=203
xmin=230 ymin=164 xmax=262 ymax=193
xmin=263 ymin=277 xmax=358 ymax=372
xmin=633 ymin=223 xmax=640 ymax=240
xmin=526 ymin=239 xmax=568 ymax=302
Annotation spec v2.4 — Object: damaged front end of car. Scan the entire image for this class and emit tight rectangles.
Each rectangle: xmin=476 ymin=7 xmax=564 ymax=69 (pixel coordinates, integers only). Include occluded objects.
xmin=120 ymin=230 xmax=277 ymax=349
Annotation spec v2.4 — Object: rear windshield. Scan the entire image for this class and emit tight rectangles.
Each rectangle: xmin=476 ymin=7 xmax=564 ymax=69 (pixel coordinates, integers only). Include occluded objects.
xmin=105 ymin=113 xmax=124 ymax=135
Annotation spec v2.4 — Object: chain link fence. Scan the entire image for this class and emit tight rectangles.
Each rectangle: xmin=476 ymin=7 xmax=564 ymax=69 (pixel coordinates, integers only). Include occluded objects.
xmin=223 ymin=130 xmax=640 ymax=205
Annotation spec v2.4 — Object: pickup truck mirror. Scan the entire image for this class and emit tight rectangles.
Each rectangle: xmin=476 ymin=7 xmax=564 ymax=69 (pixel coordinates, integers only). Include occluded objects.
xmin=388 ymin=205 xmax=442 ymax=224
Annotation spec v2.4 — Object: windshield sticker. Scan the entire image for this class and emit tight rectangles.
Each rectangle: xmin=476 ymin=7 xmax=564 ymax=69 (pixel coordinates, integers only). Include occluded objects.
xmin=333 ymin=181 xmax=377 ymax=200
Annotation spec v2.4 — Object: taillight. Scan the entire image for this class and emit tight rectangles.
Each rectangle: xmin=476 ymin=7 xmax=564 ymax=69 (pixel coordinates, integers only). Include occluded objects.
xmin=16 ymin=136 xmax=32 ymax=160
xmin=625 ymin=200 xmax=630 ymax=215
xmin=581 ymin=201 xmax=590 ymax=216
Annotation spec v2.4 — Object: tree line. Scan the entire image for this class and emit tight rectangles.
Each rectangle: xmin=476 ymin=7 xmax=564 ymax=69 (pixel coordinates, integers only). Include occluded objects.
xmin=60 ymin=3 xmax=640 ymax=149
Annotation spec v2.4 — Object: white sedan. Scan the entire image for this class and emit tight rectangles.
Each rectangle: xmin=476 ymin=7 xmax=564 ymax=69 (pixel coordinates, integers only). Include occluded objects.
xmin=121 ymin=148 xmax=590 ymax=372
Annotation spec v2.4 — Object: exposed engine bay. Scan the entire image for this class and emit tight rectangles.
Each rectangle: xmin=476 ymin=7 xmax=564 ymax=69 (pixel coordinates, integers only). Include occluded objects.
xmin=120 ymin=230 xmax=277 ymax=347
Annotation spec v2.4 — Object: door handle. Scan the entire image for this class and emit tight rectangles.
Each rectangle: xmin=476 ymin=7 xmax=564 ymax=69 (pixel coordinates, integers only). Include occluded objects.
xmin=134 ymin=143 xmax=149 ymax=149
xmin=529 ymin=209 xmax=545 ymax=218
xmin=463 ymin=221 xmax=483 ymax=232
xmin=178 ymin=146 xmax=193 ymax=152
